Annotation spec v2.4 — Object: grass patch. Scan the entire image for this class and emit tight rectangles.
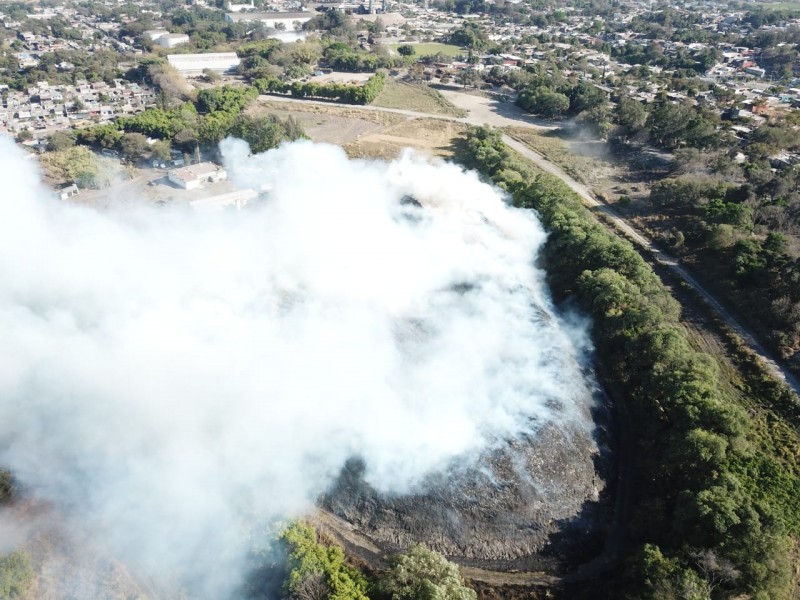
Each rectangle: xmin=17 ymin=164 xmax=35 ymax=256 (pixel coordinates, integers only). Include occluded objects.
xmin=503 ymin=126 xmax=610 ymax=186
xmin=372 ymin=80 xmax=467 ymax=117
xmin=256 ymin=99 xmax=405 ymax=126
xmin=387 ymin=42 xmax=465 ymax=58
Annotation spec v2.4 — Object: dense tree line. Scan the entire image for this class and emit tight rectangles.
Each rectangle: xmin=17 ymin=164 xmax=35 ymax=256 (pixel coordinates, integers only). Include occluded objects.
xmin=463 ymin=126 xmax=799 ymax=600
xmin=516 ymin=70 xmax=607 ymax=119
xmin=253 ymin=71 xmax=386 ymax=105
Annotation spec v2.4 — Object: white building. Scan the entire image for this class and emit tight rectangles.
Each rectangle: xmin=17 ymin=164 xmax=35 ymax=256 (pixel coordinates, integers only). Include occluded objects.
xmin=144 ymin=29 xmax=169 ymax=41
xmin=224 ymin=11 xmax=314 ymax=30
xmin=189 ymin=189 xmax=257 ymax=211
xmin=168 ymin=163 xmax=228 ymax=190
xmin=157 ymin=33 xmax=190 ymax=48
xmin=167 ymin=53 xmax=241 ymax=76
xmin=226 ymin=0 xmax=254 ymax=11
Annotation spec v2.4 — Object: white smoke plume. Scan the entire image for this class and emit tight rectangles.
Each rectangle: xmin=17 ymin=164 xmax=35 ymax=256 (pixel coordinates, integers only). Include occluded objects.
xmin=0 ymin=137 xmax=594 ymax=598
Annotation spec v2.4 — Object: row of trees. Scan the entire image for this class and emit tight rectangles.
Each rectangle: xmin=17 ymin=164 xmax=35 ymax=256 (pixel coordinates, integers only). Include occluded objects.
xmin=253 ymin=71 xmax=386 ymax=105
xmin=279 ymin=522 xmax=476 ymax=600
xmin=464 ymin=126 xmax=799 ymax=600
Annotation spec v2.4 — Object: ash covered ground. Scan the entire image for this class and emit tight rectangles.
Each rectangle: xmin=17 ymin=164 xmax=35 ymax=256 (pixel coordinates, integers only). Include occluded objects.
xmin=322 ymin=379 xmax=614 ymax=573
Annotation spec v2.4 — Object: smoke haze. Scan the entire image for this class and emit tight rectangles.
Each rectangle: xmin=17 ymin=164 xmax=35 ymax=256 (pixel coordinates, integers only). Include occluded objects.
xmin=0 ymin=137 xmax=595 ymax=598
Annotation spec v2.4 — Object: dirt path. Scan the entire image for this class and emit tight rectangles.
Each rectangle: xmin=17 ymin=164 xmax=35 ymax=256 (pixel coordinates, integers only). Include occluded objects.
xmin=502 ymin=134 xmax=800 ymax=397
xmin=310 ymin=509 xmax=563 ymax=588
xmin=259 ymin=93 xmax=555 ymax=131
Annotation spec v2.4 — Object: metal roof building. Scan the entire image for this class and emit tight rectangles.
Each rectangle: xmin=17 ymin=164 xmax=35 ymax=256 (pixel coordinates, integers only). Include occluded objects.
xmin=166 ymin=53 xmax=241 ymax=77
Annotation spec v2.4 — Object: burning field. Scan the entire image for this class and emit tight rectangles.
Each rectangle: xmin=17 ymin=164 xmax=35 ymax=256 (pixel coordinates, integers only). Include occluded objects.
xmin=0 ymin=136 xmax=612 ymax=598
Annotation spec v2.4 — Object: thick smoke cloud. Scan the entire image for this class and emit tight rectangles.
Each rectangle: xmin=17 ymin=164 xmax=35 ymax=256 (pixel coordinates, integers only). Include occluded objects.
xmin=0 ymin=137 xmax=594 ymax=597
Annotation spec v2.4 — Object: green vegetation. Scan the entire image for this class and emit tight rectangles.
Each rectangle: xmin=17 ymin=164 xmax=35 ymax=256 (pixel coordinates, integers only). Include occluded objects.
xmin=0 ymin=471 xmax=12 ymax=505
xmin=40 ymin=146 xmax=124 ymax=188
xmin=464 ymin=126 xmax=800 ymax=599
xmin=387 ymin=43 xmax=464 ymax=59
xmin=280 ymin=522 xmax=369 ymax=600
xmin=372 ymin=80 xmax=466 ymax=117
xmin=73 ymin=85 xmax=305 ymax=157
xmin=0 ymin=551 xmax=34 ymax=599
xmin=380 ymin=545 xmax=476 ymax=600
xmin=253 ymin=72 xmax=386 ymax=105
xmin=279 ymin=522 xmax=477 ymax=600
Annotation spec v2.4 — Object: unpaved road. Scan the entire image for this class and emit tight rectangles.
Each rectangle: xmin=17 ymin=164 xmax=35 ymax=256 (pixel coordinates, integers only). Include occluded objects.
xmin=261 ymin=91 xmax=800 ymax=397
xmin=260 ymin=92 xmax=556 ymax=131
xmin=501 ymin=135 xmax=800 ymax=397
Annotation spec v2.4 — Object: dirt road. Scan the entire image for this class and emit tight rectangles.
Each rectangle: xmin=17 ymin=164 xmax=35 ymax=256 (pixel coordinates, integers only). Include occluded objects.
xmin=260 ymin=93 xmax=556 ymax=131
xmin=261 ymin=91 xmax=800 ymax=396
xmin=501 ymin=135 xmax=800 ymax=397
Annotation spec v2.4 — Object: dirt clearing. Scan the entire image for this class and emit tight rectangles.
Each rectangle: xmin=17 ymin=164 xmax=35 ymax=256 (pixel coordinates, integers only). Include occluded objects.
xmin=344 ymin=118 xmax=468 ymax=160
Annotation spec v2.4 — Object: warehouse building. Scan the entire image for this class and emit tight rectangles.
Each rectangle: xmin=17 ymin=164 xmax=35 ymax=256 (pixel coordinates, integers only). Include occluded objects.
xmin=166 ymin=53 xmax=241 ymax=77
xmin=224 ymin=11 xmax=315 ymax=29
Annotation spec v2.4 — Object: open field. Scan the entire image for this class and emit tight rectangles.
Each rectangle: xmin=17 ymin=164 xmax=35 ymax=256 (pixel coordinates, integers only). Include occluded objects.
xmin=253 ymin=98 xmax=467 ymax=161
xmin=372 ymin=80 xmax=467 ymax=117
xmin=344 ymin=118 xmax=468 ymax=160
xmin=387 ymin=42 xmax=465 ymax=57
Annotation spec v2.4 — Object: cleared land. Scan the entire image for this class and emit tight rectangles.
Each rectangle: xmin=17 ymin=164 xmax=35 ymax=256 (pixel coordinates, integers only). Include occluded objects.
xmin=387 ymin=42 xmax=464 ymax=57
xmin=372 ymin=80 xmax=467 ymax=117
xmin=253 ymin=97 xmax=467 ymax=161
xmin=344 ymin=117 xmax=468 ymax=160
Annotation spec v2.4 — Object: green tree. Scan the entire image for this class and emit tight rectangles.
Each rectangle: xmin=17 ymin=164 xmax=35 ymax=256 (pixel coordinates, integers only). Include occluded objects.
xmin=0 ymin=551 xmax=34 ymax=599
xmin=397 ymin=44 xmax=415 ymax=57
xmin=380 ymin=545 xmax=476 ymax=600
xmin=281 ymin=522 xmax=368 ymax=600
xmin=647 ymin=101 xmax=693 ymax=149
xmin=119 ymin=132 xmax=150 ymax=161
xmin=517 ymin=86 xmax=570 ymax=118
xmin=46 ymin=130 xmax=76 ymax=152
xmin=614 ymin=95 xmax=648 ymax=141
xmin=151 ymin=139 xmax=172 ymax=161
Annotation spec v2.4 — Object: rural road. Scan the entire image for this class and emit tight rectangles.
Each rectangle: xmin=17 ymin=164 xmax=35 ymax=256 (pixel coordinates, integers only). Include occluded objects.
xmin=262 ymin=90 xmax=800 ymax=396
xmin=260 ymin=91 xmax=557 ymax=130
xmin=501 ymin=134 xmax=800 ymax=397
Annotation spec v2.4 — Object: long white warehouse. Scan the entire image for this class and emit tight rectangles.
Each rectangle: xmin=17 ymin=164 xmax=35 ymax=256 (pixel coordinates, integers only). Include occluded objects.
xmin=167 ymin=53 xmax=241 ymax=77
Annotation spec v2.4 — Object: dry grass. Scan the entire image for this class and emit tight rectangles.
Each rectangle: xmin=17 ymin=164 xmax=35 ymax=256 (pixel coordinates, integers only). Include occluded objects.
xmin=372 ymin=80 xmax=467 ymax=118
xmin=344 ymin=118 xmax=468 ymax=161
xmin=504 ymin=126 xmax=610 ymax=186
xmin=256 ymin=99 xmax=406 ymax=126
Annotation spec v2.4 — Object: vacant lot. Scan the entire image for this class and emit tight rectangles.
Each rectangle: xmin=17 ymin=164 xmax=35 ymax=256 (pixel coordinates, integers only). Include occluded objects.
xmin=344 ymin=118 xmax=468 ymax=161
xmin=251 ymin=98 xmax=466 ymax=160
xmin=252 ymin=99 xmax=405 ymax=145
xmin=372 ymin=80 xmax=467 ymax=117
xmin=387 ymin=42 xmax=464 ymax=57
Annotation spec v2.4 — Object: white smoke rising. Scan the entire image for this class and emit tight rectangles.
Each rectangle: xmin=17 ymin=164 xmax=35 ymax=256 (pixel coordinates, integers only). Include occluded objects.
xmin=0 ymin=137 xmax=594 ymax=597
